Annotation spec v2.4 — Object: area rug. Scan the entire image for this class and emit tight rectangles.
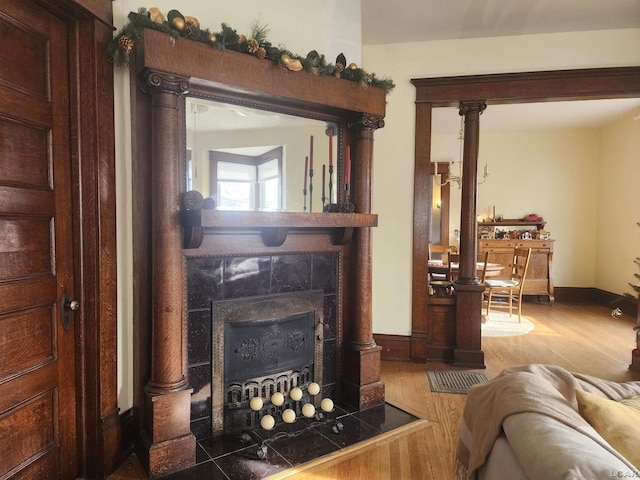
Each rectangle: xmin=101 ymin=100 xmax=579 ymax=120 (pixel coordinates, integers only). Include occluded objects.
xmin=426 ymin=370 xmax=488 ymax=394
xmin=482 ymin=310 xmax=535 ymax=337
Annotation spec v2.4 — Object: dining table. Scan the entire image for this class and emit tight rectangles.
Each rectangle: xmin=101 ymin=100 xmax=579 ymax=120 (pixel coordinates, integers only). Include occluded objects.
xmin=427 ymin=260 xmax=504 ymax=278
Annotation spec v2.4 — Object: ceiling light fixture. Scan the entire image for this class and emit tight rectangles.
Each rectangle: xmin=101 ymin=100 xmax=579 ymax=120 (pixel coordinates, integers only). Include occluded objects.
xmin=434 ymin=116 xmax=488 ymax=188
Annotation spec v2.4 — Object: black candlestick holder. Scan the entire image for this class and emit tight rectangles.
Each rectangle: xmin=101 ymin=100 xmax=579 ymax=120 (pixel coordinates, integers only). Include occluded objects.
xmin=303 ymin=188 xmax=307 ymax=212
xmin=340 ymin=184 xmax=354 ymax=213
xmin=309 ymin=168 xmax=314 ymax=213
xmin=323 ymin=202 xmax=339 ymax=212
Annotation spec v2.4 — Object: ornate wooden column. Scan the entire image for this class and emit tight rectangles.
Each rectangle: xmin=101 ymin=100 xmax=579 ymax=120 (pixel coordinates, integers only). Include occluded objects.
xmin=342 ymin=114 xmax=385 ymax=409
xmin=141 ymin=70 xmax=196 ymax=478
xmin=453 ymin=100 xmax=486 ymax=368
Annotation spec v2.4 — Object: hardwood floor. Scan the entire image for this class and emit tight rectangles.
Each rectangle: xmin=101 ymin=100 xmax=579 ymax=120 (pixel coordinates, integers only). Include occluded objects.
xmin=109 ymin=302 xmax=640 ymax=479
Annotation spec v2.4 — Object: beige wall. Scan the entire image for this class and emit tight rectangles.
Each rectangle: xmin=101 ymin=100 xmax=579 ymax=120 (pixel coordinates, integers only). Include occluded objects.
xmin=596 ymin=108 xmax=640 ymax=295
xmin=363 ymin=29 xmax=640 ymax=335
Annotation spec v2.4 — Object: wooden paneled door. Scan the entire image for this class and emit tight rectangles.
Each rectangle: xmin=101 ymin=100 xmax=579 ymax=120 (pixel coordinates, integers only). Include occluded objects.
xmin=0 ymin=2 xmax=78 ymax=478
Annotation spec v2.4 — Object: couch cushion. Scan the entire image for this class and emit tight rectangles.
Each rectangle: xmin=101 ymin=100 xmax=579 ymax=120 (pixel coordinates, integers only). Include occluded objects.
xmin=621 ymin=395 xmax=640 ymax=413
xmin=576 ymin=389 xmax=640 ymax=469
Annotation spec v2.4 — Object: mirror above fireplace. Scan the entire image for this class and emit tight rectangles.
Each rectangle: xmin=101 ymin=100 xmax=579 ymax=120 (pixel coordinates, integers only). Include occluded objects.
xmin=186 ymin=96 xmax=339 ymax=212
xmin=123 ymin=25 xmax=388 ymax=248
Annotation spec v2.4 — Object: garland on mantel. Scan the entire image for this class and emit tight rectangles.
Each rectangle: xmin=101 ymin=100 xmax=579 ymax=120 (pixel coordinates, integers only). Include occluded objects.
xmin=108 ymin=7 xmax=395 ymax=93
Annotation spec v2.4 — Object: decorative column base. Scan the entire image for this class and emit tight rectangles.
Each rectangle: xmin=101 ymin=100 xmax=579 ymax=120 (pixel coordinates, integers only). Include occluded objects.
xmin=341 ymin=344 xmax=385 ymax=409
xmin=453 ymin=283 xmax=485 ymax=369
xmin=141 ymin=389 xmax=196 ymax=479
xmin=630 ymin=351 xmax=640 ymax=373
xmin=630 ymin=358 xmax=640 ymax=373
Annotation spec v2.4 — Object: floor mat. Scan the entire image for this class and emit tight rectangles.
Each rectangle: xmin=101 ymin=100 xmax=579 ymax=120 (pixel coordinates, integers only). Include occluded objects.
xmin=426 ymin=370 xmax=488 ymax=394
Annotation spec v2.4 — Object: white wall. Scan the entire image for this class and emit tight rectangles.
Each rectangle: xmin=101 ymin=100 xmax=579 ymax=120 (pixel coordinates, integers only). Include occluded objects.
xmin=363 ymin=29 xmax=640 ymax=335
xmin=112 ymin=0 xmax=362 ymax=412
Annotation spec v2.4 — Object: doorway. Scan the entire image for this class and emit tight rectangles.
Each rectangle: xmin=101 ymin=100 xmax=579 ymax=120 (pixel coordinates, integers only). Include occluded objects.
xmin=409 ymin=67 xmax=640 ymax=363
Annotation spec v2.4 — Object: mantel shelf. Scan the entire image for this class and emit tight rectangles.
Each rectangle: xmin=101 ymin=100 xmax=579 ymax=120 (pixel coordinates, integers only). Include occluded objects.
xmin=202 ymin=210 xmax=378 ymax=228
xmin=478 ymin=219 xmax=546 ymax=230
xmin=182 ymin=210 xmax=378 ymax=248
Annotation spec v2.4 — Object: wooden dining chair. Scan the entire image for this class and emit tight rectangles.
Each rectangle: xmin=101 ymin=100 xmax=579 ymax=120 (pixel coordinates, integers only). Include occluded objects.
xmin=484 ymin=247 xmax=532 ymax=322
xmin=428 ymin=244 xmax=457 ymax=261
xmin=448 ymin=251 xmax=488 ymax=282
xmin=428 ymin=244 xmax=456 ymax=282
xmin=476 ymin=251 xmax=489 ymax=283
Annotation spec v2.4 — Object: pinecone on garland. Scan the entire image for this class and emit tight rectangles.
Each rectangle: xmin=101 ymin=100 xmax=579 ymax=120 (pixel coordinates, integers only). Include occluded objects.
xmin=185 ymin=16 xmax=200 ymax=29
xmin=118 ymin=35 xmax=134 ymax=55
xmin=248 ymin=38 xmax=259 ymax=54
xmin=334 ymin=63 xmax=344 ymax=78
xmin=256 ymin=47 xmax=267 ymax=59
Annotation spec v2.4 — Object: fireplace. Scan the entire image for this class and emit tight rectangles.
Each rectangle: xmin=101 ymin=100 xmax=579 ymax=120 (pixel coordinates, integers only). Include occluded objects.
xmin=187 ymin=254 xmax=338 ymax=439
xmin=132 ymin=30 xmax=386 ymax=476
xmin=214 ymin=290 xmax=324 ymax=435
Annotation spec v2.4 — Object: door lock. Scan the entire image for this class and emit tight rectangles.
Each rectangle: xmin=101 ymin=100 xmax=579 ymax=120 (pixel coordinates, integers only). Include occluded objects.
xmin=61 ymin=292 xmax=79 ymax=331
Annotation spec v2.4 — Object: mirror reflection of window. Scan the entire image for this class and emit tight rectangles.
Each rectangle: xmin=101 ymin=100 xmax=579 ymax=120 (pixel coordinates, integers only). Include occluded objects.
xmin=217 ymin=161 xmax=255 ymax=210
xmin=186 ymin=149 xmax=193 ymax=191
xmin=211 ymin=146 xmax=283 ymax=211
xmin=258 ymin=158 xmax=280 ymax=211
xmin=186 ymin=97 xmax=337 ymax=213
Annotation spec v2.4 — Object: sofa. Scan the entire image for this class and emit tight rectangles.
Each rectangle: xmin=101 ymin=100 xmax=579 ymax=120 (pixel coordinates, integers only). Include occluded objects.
xmin=456 ymin=364 xmax=640 ymax=480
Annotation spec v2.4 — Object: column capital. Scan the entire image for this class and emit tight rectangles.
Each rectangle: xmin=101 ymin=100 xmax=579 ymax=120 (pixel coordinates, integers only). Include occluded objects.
xmin=459 ymin=100 xmax=487 ymax=116
xmin=348 ymin=114 xmax=385 ymax=130
xmin=141 ymin=69 xmax=190 ymax=96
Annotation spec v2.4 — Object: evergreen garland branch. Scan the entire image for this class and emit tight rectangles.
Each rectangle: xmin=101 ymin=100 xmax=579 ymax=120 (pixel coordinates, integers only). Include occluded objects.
xmin=108 ymin=9 xmax=395 ymax=93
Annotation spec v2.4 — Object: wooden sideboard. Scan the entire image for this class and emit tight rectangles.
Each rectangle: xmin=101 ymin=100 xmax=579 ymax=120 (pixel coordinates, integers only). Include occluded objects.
xmin=478 ymin=239 xmax=554 ymax=303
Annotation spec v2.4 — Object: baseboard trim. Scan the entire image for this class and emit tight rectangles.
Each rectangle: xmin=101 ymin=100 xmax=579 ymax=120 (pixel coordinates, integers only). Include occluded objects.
xmin=373 ymin=334 xmax=411 ymax=362
xmin=107 ymin=407 xmax=137 ymax=475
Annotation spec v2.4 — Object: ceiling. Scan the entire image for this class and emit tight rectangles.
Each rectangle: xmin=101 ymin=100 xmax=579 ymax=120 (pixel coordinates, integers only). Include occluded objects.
xmin=362 ymin=0 xmax=640 ymax=45
xmin=362 ymin=0 xmax=640 ymax=132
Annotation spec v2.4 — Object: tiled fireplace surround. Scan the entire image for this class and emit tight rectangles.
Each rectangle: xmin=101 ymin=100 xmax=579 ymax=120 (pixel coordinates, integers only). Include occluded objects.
xmin=186 ymin=252 xmax=339 ymax=441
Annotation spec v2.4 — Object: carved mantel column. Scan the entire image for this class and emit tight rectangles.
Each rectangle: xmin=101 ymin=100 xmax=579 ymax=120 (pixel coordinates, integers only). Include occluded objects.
xmin=454 ymin=100 xmax=486 ymax=369
xmin=342 ymin=114 xmax=385 ymax=409
xmin=140 ymin=70 xmax=196 ymax=477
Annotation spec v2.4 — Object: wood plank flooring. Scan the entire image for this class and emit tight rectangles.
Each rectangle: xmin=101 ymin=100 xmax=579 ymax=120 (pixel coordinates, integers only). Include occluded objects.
xmin=109 ymin=302 xmax=640 ymax=480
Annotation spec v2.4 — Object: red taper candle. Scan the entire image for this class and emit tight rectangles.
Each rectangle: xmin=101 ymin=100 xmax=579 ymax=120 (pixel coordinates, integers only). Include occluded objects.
xmin=345 ymin=146 xmax=351 ymax=186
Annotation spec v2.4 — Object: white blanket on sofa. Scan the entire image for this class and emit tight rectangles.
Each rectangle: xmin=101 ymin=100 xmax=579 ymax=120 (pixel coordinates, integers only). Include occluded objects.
xmin=456 ymin=364 xmax=640 ymax=480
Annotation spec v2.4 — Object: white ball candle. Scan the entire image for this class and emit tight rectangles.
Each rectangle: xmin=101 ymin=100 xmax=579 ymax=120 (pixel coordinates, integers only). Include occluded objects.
xmin=302 ymin=403 xmax=316 ymax=418
xmin=282 ymin=408 xmax=296 ymax=424
xmin=260 ymin=414 xmax=275 ymax=430
xmin=320 ymin=398 xmax=334 ymax=413
xmin=307 ymin=382 xmax=320 ymax=396
xmin=271 ymin=392 xmax=285 ymax=407
xmin=290 ymin=387 xmax=303 ymax=401
xmin=249 ymin=397 xmax=263 ymax=411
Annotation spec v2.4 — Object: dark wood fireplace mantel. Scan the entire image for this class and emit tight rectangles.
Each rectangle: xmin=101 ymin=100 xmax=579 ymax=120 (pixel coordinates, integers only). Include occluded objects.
xmin=131 ymin=27 xmax=387 ymax=478
xmin=183 ymin=209 xmax=378 ymax=247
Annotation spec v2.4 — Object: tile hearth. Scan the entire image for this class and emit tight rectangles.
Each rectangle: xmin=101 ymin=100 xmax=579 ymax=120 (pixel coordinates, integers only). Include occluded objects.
xmin=162 ymin=403 xmax=418 ymax=480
